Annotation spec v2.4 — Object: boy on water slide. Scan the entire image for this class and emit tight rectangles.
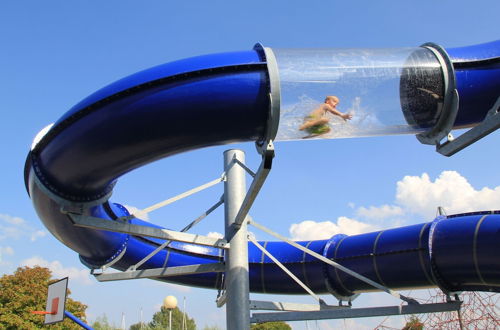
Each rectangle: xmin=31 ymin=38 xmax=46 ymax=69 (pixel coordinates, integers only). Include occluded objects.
xmin=299 ymin=95 xmax=352 ymax=138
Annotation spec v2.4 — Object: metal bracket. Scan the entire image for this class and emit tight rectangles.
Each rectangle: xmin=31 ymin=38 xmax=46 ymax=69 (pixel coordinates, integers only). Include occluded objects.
xmin=216 ymin=292 xmax=227 ymax=308
xmin=233 ymin=141 xmax=275 ymax=228
xmin=437 ymin=96 xmax=500 ymax=156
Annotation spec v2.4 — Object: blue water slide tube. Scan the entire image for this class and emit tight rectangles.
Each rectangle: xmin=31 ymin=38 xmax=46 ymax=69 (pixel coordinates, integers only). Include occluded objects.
xmin=25 ymin=42 xmax=500 ymax=297
xmin=447 ymin=40 xmax=500 ymax=126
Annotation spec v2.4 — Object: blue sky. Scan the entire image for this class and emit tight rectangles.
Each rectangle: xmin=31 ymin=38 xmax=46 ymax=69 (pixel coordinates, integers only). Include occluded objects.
xmin=1 ymin=1 xmax=499 ymax=329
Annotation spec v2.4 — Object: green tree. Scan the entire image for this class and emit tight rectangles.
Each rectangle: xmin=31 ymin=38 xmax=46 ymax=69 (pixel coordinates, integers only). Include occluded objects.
xmin=92 ymin=314 xmax=122 ymax=330
xmin=0 ymin=266 xmax=87 ymax=329
xmin=148 ymin=306 xmax=196 ymax=330
xmin=251 ymin=321 xmax=292 ymax=330
xmin=402 ymin=315 xmax=424 ymax=330
xmin=129 ymin=321 xmax=150 ymax=330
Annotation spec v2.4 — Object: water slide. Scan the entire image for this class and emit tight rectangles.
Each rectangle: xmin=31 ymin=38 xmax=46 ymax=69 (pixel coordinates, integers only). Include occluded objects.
xmin=25 ymin=41 xmax=500 ymax=300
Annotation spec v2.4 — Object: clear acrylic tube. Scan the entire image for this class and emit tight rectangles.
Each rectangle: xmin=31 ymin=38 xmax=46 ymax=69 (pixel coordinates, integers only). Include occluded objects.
xmin=273 ymin=47 xmax=444 ymax=141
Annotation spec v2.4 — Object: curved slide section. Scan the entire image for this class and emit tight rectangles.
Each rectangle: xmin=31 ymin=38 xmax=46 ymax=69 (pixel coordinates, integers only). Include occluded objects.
xmin=25 ymin=42 xmax=500 ymax=297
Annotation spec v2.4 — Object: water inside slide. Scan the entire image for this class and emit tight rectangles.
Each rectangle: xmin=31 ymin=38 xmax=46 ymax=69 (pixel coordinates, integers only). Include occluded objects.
xmin=25 ymin=41 xmax=500 ymax=299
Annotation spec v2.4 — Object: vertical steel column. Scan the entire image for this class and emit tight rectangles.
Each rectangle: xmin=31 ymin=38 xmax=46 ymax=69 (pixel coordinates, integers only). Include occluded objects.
xmin=224 ymin=149 xmax=250 ymax=329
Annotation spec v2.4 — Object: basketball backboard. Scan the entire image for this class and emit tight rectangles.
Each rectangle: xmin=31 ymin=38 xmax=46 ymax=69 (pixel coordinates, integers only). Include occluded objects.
xmin=44 ymin=277 xmax=68 ymax=325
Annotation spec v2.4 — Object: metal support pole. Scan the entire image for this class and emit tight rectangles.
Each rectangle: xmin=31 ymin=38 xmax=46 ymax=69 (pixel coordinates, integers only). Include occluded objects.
xmin=224 ymin=149 xmax=250 ymax=329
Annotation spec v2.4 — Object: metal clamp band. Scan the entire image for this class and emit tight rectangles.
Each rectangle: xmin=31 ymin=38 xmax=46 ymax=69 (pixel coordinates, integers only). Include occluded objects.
xmin=30 ymin=166 xmax=112 ymax=209
xmin=428 ymin=215 xmax=454 ymax=294
xmin=417 ymin=43 xmax=459 ymax=146
xmin=80 ymin=236 xmax=129 ymax=272
xmin=254 ymin=43 xmax=281 ymax=152
xmin=322 ymin=234 xmax=359 ymax=301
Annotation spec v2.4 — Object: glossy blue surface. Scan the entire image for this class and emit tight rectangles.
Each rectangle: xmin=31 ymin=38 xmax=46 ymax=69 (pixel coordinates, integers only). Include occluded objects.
xmin=446 ymin=40 xmax=500 ymax=126
xmin=55 ymin=51 xmax=263 ymax=125
xmin=447 ymin=40 xmax=500 ymax=62
xmin=33 ymin=61 xmax=268 ymax=200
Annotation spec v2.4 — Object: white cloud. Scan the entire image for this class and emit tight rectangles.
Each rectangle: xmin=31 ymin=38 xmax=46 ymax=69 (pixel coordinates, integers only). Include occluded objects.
xmin=356 ymin=204 xmax=404 ymax=220
xmin=207 ymin=231 xmax=257 ymax=240
xmin=396 ymin=171 xmax=500 ymax=218
xmin=349 ymin=171 xmax=500 ymax=224
xmin=0 ymin=246 xmax=14 ymax=265
xmin=31 ymin=230 xmax=47 ymax=241
xmin=0 ymin=214 xmax=26 ymax=240
xmin=1 ymin=246 xmax=14 ymax=256
xmin=206 ymin=231 xmax=223 ymax=239
xmin=0 ymin=214 xmax=25 ymax=225
xmin=0 ymin=213 xmax=47 ymax=242
xmin=124 ymin=205 xmax=150 ymax=221
xmin=0 ymin=225 xmax=22 ymax=240
xmin=289 ymin=217 xmax=376 ymax=241
xmin=21 ymin=256 xmax=93 ymax=285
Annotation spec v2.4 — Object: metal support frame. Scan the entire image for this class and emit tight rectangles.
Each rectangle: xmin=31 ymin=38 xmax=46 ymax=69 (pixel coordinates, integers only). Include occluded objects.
xmin=66 ymin=179 xmax=230 ymax=285
xmin=245 ymin=218 xmax=466 ymax=323
xmin=126 ymin=197 xmax=225 ymax=272
xmin=95 ymin=263 xmax=225 ymax=282
xmin=223 ymin=149 xmax=251 ymax=329
xmin=248 ymin=219 xmax=417 ymax=305
xmin=437 ymin=96 xmax=500 ymax=156
xmin=69 ymin=213 xmax=228 ymax=248
xmin=251 ymin=301 xmax=462 ymax=323
xmin=250 ymin=300 xmax=349 ymax=312
xmin=66 ymin=144 xmax=464 ymax=326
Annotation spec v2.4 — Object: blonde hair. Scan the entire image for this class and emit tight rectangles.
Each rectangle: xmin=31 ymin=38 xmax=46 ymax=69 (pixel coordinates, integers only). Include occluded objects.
xmin=325 ymin=95 xmax=339 ymax=103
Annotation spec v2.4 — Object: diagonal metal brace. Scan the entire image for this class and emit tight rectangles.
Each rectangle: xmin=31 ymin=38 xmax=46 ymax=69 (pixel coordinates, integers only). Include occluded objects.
xmin=127 ymin=197 xmax=225 ymax=271
xmin=118 ymin=176 xmax=224 ymax=221
xmin=68 ymin=213 xmax=229 ymax=249
xmin=249 ymin=236 xmax=324 ymax=305
xmin=233 ymin=141 xmax=274 ymax=228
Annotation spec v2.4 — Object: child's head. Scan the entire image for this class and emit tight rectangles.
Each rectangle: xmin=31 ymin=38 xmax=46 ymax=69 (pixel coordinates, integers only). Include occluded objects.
xmin=325 ymin=95 xmax=339 ymax=105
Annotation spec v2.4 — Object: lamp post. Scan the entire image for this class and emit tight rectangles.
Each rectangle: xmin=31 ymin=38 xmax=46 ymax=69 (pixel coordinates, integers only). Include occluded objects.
xmin=163 ymin=295 xmax=177 ymax=330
